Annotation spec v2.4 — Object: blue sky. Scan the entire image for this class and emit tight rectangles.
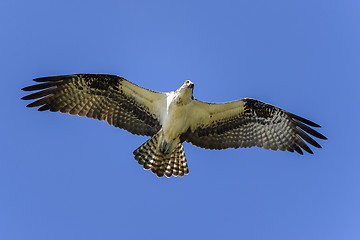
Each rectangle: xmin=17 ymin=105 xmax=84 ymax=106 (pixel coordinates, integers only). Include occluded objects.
xmin=1 ymin=0 xmax=360 ymax=239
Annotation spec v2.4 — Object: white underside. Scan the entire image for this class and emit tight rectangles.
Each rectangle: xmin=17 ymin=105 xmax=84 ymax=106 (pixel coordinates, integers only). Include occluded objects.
xmin=160 ymin=92 xmax=192 ymax=144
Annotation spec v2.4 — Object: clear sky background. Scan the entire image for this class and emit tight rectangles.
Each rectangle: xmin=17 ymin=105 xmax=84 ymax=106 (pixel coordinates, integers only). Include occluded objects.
xmin=1 ymin=0 xmax=360 ymax=239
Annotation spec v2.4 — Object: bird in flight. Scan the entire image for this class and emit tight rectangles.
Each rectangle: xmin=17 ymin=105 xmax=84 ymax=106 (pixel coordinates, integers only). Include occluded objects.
xmin=22 ymin=74 xmax=327 ymax=177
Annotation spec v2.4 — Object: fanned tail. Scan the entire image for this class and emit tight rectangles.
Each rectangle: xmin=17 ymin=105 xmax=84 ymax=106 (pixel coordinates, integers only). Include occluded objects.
xmin=133 ymin=133 xmax=189 ymax=177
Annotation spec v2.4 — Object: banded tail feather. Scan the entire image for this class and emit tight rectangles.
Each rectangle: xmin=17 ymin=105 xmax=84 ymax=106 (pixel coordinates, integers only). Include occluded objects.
xmin=133 ymin=132 xmax=189 ymax=177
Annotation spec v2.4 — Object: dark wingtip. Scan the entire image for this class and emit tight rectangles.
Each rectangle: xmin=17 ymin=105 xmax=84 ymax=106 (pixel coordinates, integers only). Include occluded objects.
xmin=21 ymin=86 xmax=36 ymax=91
xmin=33 ymin=77 xmax=52 ymax=82
xmin=287 ymin=112 xmax=321 ymax=128
xmin=33 ymin=75 xmax=74 ymax=82
xmin=316 ymin=134 xmax=326 ymax=140
xmin=25 ymin=103 xmax=35 ymax=108
xmin=21 ymin=82 xmax=59 ymax=92
xmin=21 ymin=93 xmax=39 ymax=100
xmin=296 ymin=121 xmax=327 ymax=141
xmin=38 ymin=104 xmax=51 ymax=111
xmin=310 ymin=122 xmax=321 ymax=128
xmin=314 ymin=129 xmax=327 ymax=140
xmin=293 ymin=145 xmax=304 ymax=155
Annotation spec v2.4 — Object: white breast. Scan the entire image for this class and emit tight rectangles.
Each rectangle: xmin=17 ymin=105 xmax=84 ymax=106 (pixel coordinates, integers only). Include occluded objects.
xmin=161 ymin=92 xmax=192 ymax=142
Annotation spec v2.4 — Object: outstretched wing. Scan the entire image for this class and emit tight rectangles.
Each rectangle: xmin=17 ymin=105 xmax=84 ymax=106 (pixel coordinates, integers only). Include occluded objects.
xmin=184 ymin=98 xmax=327 ymax=154
xmin=22 ymin=74 xmax=166 ymax=136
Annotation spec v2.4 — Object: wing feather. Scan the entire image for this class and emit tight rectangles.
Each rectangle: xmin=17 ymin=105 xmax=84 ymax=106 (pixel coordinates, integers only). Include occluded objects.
xmin=22 ymin=74 xmax=166 ymax=136
xmin=184 ymin=98 xmax=326 ymax=154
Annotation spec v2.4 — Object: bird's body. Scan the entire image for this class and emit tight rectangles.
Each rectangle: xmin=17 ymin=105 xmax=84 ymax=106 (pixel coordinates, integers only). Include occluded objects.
xmin=22 ymin=74 xmax=327 ymax=177
xmin=160 ymin=81 xmax=194 ymax=153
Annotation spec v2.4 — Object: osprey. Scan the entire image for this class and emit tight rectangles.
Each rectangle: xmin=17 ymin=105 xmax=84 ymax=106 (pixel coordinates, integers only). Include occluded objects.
xmin=22 ymin=74 xmax=327 ymax=177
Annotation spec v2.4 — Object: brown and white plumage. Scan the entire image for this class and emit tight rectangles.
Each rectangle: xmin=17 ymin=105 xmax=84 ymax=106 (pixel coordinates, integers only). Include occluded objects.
xmin=185 ymin=98 xmax=326 ymax=155
xmin=22 ymin=74 xmax=164 ymax=136
xmin=133 ymin=131 xmax=189 ymax=177
xmin=22 ymin=74 xmax=327 ymax=177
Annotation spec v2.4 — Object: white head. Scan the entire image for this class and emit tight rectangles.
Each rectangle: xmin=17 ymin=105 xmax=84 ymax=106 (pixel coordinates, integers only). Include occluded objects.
xmin=183 ymin=80 xmax=194 ymax=89
xmin=179 ymin=80 xmax=194 ymax=91
xmin=175 ymin=80 xmax=195 ymax=102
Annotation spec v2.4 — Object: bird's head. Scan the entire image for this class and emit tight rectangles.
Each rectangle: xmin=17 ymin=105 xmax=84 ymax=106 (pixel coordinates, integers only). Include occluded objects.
xmin=184 ymin=80 xmax=194 ymax=89
xmin=175 ymin=80 xmax=195 ymax=102
xmin=180 ymin=80 xmax=194 ymax=91
xmin=181 ymin=80 xmax=194 ymax=94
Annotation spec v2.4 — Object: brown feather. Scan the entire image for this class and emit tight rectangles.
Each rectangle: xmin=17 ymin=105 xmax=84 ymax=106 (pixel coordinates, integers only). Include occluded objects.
xmin=295 ymin=127 xmax=322 ymax=148
xmin=22 ymin=82 xmax=62 ymax=91
xmin=295 ymin=120 xmax=327 ymax=140
xmin=287 ymin=112 xmax=321 ymax=128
